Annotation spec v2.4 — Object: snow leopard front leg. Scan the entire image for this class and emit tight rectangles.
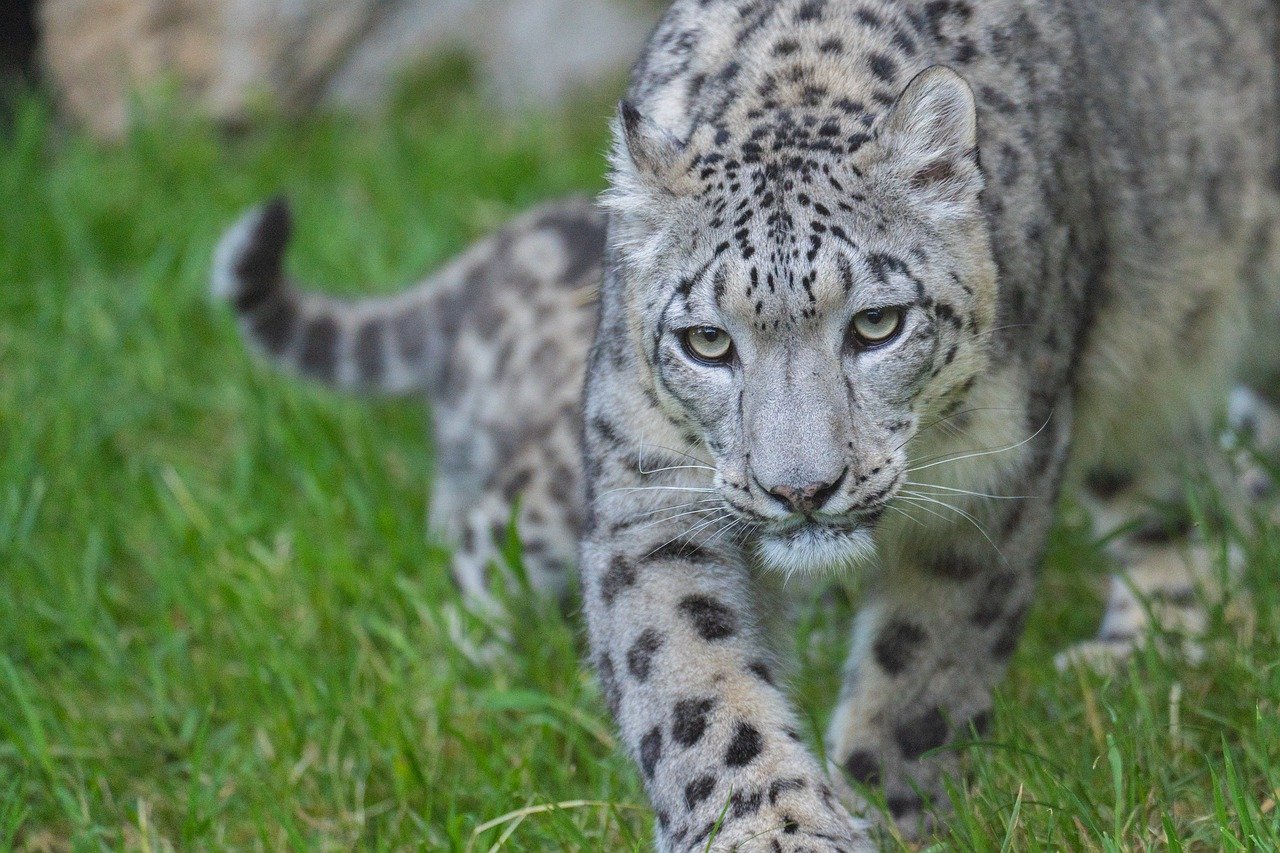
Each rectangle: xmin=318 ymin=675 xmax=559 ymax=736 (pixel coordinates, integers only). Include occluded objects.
xmin=827 ymin=405 xmax=1072 ymax=837
xmin=582 ymin=391 xmax=870 ymax=850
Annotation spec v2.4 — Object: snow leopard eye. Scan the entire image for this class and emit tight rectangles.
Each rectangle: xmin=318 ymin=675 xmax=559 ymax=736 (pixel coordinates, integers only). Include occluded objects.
xmin=850 ymin=306 xmax=904 ymax=347
xmin=682 ymin=326 xmax=734 ymax=364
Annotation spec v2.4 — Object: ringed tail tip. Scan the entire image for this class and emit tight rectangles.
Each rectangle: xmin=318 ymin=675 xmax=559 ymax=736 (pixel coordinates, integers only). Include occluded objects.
xmin=211 ymin=196 xmax=293 ymax=310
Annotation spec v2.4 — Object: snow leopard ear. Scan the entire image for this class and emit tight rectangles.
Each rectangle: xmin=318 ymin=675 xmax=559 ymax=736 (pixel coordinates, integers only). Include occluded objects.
xmin=876 ymin=66 xmax=983 ymax=211
xmin=615 ymin=100 xmax=689 ymax=188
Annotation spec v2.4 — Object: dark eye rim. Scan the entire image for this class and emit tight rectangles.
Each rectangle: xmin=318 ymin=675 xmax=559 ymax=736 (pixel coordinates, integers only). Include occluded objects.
xmin=848 ymin=305 xmax=908 ymax=350
xmin=679 ymin=325 xmax=737 ymax=366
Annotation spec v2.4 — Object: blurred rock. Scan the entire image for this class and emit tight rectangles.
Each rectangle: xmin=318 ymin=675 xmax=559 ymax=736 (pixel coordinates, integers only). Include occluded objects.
xmin=38 ymin=0 xmax=658 ymax=138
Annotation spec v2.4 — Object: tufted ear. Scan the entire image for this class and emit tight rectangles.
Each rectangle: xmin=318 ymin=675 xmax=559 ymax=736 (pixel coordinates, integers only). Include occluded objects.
xmin=876 ymin=66 xmax=983 ymax=211
xmin=616 ymin=100 xmax=689 ymax=187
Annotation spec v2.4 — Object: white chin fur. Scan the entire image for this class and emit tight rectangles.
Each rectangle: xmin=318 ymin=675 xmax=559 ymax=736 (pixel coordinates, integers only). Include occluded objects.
xmin=756 ymin=524 xmax=876 ymax=577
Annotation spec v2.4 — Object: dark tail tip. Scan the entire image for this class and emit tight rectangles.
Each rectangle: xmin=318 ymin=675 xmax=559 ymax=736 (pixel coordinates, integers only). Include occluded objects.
xmin=255 ymin=196 xmax=293 ymax=258
xmin=213 ymin=196 xmax=294 ymax=312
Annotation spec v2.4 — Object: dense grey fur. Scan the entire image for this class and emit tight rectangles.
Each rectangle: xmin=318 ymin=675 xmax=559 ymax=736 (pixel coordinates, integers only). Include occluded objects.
xmin=580 ymin=1 xmax=1280 ymax=849
xmin=213 ymin=1 xmax=1280 ymax=848
xmin=213 ymin=196 xmax=605 ymax=608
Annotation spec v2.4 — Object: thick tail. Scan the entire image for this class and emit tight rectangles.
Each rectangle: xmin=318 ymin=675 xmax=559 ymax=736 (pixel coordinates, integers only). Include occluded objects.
xmin=211 ymin=199 xmax=443 ymax=395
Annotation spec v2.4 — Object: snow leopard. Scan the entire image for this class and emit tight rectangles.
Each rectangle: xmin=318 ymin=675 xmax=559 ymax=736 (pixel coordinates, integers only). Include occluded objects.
xmin=214 ymin=0 xmax=1280 ymax=847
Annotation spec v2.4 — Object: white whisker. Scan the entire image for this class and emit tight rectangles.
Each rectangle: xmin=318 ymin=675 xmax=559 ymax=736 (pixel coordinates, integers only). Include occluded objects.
xmin=644 ymin=513 xmax=732 ymax=559
xmin=695 ymin=516 xmax=739 ymax=550
xmin=896 ymin=493 xmax=1006 ymax=564
xmin=908 ymin=410 xmax=1054 ymax=473
xmin=685 ymin=512 xmax=731 ymax=537
xmin=903 ymin=482 xmax=1031 ymax=501
xmin=717 ymin=521 xmax=749 ymax=547
xmin=979 ymin=323 xmax=1034 ymax=337
xmin=637 ymin=463 xmax=717 ymax=475
xmin=883 ymin=503 xmax=924 ymax=528
xmin=628 ymin=499 xmax=723 ymax=521
xmin=724 ymin=520 xmax=755 ymax=549
xmin=597 ymin=485 xmax=718 ymax=498
xmin=904 ymin=406 xmax=1036 ymax=466
xmin=894 ymin=406 xmax=1022 ymax=455
xmin=895 ymin=496 xmax=955 ymax=526
xmin=630 ymin=506 xmax=721 ymax=532
xmin=638 ymin=442 xmax=714 ymax=468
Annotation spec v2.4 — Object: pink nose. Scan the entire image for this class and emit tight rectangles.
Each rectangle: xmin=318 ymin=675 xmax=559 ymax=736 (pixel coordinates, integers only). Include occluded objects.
xmin=765 ymin=472 xmax=844 ymax=513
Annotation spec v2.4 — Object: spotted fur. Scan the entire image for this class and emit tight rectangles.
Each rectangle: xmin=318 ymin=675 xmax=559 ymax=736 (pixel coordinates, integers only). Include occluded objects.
xmin=213 ymin=0 xmax=1280 ymax=847
xmin=580 ymin=0 xmax=1280 ymax=848
xmin=213 ymin=196 xmax=605 ymax=609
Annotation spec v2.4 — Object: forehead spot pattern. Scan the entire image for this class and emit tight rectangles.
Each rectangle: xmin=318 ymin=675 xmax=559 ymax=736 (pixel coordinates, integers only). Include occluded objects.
xmin=642 ymin=1 xmax=982 ymax=340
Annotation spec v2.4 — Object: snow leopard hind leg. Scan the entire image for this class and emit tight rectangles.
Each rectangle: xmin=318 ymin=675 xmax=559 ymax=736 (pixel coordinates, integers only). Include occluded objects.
xmin=1057 ymin=229 xmax=1280 ymax=672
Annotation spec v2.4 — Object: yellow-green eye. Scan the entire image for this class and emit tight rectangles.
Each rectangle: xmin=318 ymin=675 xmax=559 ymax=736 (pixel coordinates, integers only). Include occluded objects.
xmin=851 ymin=306 xmax=904 ymax=347
xmin=682 ymin=326 xmax=734 ymax=363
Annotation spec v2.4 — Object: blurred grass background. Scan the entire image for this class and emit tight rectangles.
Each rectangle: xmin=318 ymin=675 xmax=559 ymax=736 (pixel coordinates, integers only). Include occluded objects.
xmin=2 ymin=60 xmax=1280 ymax=850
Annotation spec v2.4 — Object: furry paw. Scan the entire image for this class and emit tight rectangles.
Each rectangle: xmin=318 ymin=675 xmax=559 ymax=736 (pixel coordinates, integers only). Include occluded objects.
xmin=699 ymin=809 xmax=871 ymax=852
xmin=1055 ymin=541 xmax=1242 ymax=672
xmin=1227 ymin=386 xmax=1280 ymax=502
xmin=664 ymin=781 xmax=870 ymax=853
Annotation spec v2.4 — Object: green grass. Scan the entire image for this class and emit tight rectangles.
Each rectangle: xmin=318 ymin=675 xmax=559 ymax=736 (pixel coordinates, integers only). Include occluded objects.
xmin=3 ymin=64 xmax=1280 ymax=850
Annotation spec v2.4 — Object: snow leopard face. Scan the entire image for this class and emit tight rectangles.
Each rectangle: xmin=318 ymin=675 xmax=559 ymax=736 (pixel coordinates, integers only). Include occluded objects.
xmin=606 ymin=67 xmax=998 ymax=574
